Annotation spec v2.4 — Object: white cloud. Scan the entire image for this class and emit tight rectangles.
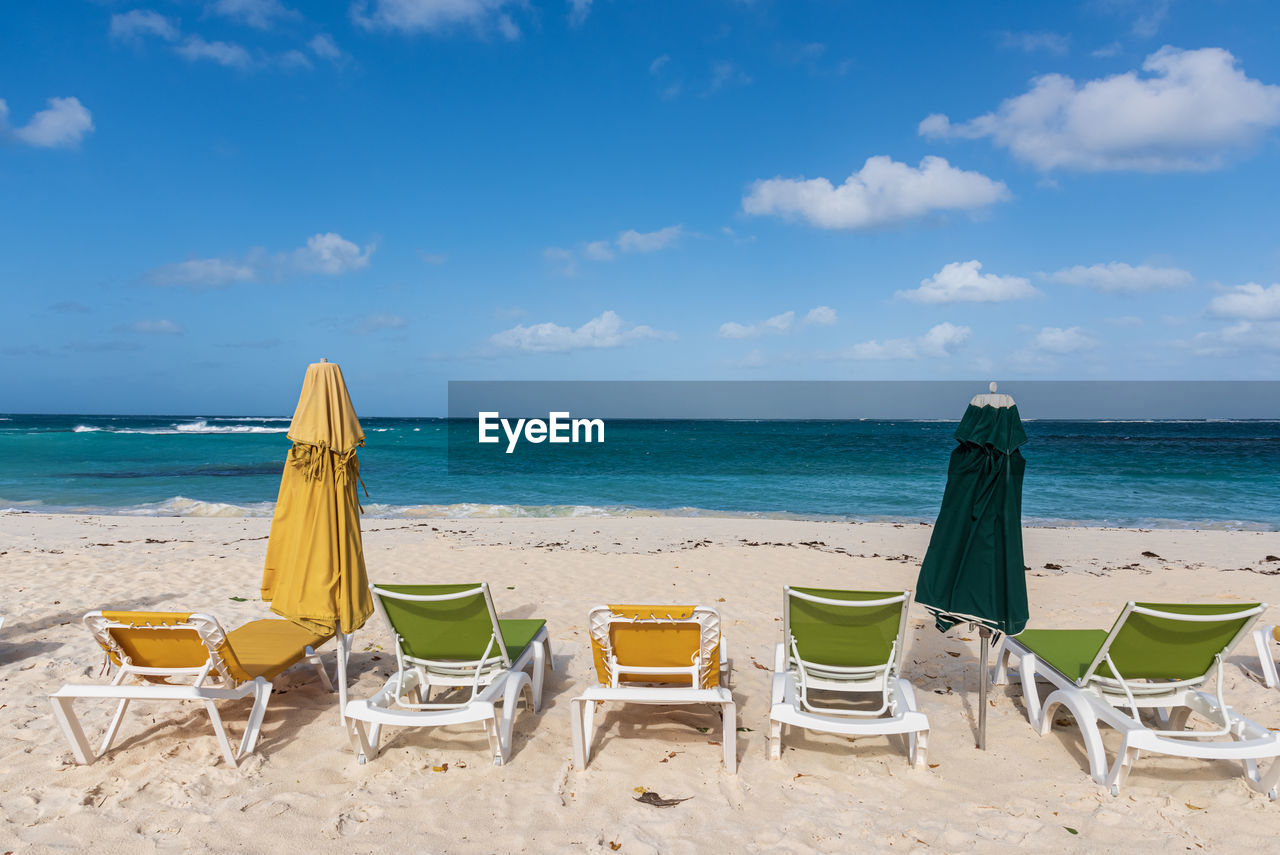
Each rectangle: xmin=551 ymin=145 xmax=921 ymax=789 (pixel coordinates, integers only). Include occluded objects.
xmin=491 ymin=310 xmax=670 ymax=353
xmin=1189 ymin=321 xmax=1280 ymax=356
xmin=568 ymin=0 xmax=592 ymax=26
xmin=291 ymin=233 xmax=374 ymax=274
xmin=1034 ymin=326 xmax=1098 ymax=353
xmin=109 ymin=10 xmax=180 ymax=42
xmin=147 ymin=257 xmax=257 ymax=289
xmin=707 ymin=60 xmax=752 ymax=94
xmin=309 ymin=34 xmax=347 ymax=64
xmin=147 ymin=233 xmax=371 ymax=287
xmin=649 ymin=55 xmax=669 ymax=74
xmin=847 ymin=322 xmax=971 ymax=360
xmin=1048 ymin=262 xmax=1192 ymax=293
xmin=542 ymin=246 xmax=577 ymax=276
xmin=728 ymin=348 xmax=768 ymax=369
xmin=1105 ymin=315 xmax=1144 ymax=327
xmin=718 ymin=311 xmax=795 ymax=339
xmin=354 ymin=313 xmax=408 ymax=334
xmin=920 ymin=47 xmax=1280 ymax=172
xmin=1 ymin=97 xmax=94 ymax=148
xmin=210 ymin=0 xmax=297 ymax=29
xmin=569 ymin=225 xmax=683 ymax=264
xmin=897 ymin=260 xmax=1037 ymax=304
xmin=352 ymin=0 xmax=521 ymax=37
xmin=743 ymin=155 xmax=1009 ymax=230
xmin=804 ymin=305 xmax=837 ymax=326
xmin=279 ymin=49 xmax=312 ymax=70
xmin=717 ymin=322 xmax=753 ymax=340
xmin=126 ymin=319 xmax=184 ymax=335
xmin=765 ymin=312 xmax=796 ymax=333
xmin=616 ymin=225 xmax=683 ymax=253
xmin=176 ymin=36 xmax=255 ymax=69
xmin=1000 ymin=31 xmax=1070 ymax=55
xmin=1207 ymin=283 xmax=1280 ymax=320
xmin=112 ymin=9 xmax=324 ymax=72
xmin=1129 ymin=0 xmax=1171 ymax=38
xmin=496 ymin=14 xmax=519 ymax=40
xmin=1092 ymin=42 xmax=1123 ymax=59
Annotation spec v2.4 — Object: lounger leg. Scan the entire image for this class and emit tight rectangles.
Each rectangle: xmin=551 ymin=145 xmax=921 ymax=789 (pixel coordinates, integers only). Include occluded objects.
xmin=583 ymin=698 xmax=597 ymax=751
xmin=349 ymin=718 xmax=379 ymax=763
xmin=911 ymin=727 xmax=929 ymax=768
xmin=1107 ymin=739 xmax=1139 ymax=796
xmin=897 ymin=680 xmax=928 ymax=768
xmin=570 ymin=698 xmax=590 ymax=770
xmin=484 ymin=719 xmax=502 ymax=765
xmin=1253 ymin=627 xmax=1278 ymax=689
xmin=530 ymin=639 xmax=547 ymax=713
xmin=767 ymin=719 xmax=782 ymax=760
xmin=237 ymin=678 xmax=272 ymax=759
xmin=307 ymin=645 xmax=334 ymax=693
xmin=1040 ymin=690 xmax=1109 ymax=787
xmin=1018 ymin=651 xmax=1044 ymax=729
xmin=721 ymin=699 xmax=737 ymax=774
xmin=50 ymin=696 xmax=96 ymax=765
xmin=495 ymin=672 xmax=531 ymax=766
xmin=99 ymin=698 xmax=131 ymax=757
xmin=993 ymin=639 xmax=1012 ymax=686
xmin=1245 ymin=757 xmax=1280 ymax=800
xmin=204 ymin=701 xmax=239 ymax=767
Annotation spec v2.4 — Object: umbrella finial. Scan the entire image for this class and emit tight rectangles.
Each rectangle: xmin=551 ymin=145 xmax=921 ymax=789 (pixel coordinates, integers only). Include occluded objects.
xmin=989 ymin=381 xmax=997 ymax=393
xmin=320 ymin=357 xmax=328 ymax=363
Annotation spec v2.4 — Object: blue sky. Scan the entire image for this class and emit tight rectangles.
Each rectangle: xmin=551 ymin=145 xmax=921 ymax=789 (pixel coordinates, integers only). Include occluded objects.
xmin=3 ymin=0 xmax=1279 ymax=416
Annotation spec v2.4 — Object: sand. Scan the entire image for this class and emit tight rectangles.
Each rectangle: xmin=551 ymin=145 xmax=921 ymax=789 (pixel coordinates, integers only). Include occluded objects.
xmin=2 ymin=512 xmax=1279 ymax=853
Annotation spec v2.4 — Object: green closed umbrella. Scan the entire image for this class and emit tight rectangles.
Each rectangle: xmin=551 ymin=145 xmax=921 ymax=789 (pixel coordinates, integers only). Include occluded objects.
xmin=916 ymin=383 xmax=1028 ymax=749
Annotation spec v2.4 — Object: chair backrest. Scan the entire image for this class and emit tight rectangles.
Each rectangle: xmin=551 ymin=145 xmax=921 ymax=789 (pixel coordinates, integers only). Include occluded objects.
xmin=369 ymin=583 xmax=510 ymax=667
xmin=588 ymin=605 xmax=721 ymax=689
xmin=1083 ymin=601 xmax=1266 ymax=686
xmin=784 ymin=588 xmax=911 ymax=672
xmin=85 ymin=610 xmax=249 ymax=684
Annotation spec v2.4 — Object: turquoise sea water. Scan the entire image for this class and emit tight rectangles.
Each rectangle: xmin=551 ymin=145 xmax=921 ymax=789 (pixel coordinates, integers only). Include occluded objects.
xmin=0 ymin=415 xmax=1277 ymax=529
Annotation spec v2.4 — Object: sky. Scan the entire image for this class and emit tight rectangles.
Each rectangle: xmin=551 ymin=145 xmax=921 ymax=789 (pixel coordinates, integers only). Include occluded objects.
xmin=2 ymin=0 xmax=1280 ymax=416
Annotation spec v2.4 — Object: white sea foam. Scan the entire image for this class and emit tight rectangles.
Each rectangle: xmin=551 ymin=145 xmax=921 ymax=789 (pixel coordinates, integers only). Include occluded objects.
xmin=3 ymin=495 xmax=1276 ymax=530
xmin=173 ymin=420 xmax=289 ymax=434
xmin=210 ymin=417 xmax=291 ymax=422
xmin=117 ymin=496 xmax=276 ymax=518
xmin=65 ymin=419 xmax=288 ymax=435
xmin=107 ymin=420 xmax=290 ymax=435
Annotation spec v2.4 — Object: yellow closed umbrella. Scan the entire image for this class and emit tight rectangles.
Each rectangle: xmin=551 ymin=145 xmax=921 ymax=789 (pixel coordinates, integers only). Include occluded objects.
xmin=262 ymin=359 xmax=373 ymax=721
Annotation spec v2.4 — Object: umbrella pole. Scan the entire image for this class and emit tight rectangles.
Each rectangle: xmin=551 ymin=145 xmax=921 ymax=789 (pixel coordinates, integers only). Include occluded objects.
xmin=337 ymin=632 xmax=350 ymax=727
xmin=977 ymin=626 xmax=991 ymax=750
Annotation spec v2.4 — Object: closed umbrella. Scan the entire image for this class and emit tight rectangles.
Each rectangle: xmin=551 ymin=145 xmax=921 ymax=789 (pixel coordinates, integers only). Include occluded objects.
xmin=915 ymin=382 xmax=1028 ymax=749
xmin=262 ymin=359 xmax=373 ymax=722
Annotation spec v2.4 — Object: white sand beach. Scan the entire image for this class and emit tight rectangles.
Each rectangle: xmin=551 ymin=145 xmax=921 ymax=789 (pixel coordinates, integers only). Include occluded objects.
xmin=2 ymin=513 xmax=1279 ymax=853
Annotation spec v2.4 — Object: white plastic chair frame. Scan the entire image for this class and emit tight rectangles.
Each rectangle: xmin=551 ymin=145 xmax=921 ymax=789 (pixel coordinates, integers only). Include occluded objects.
xmin=1251 ymin=623 xmax=1278 ymax=689
xmin=50 ymin=611 xmax=332 ymax=767
xmin=571 ymin=605 xmax=737 ymax=773
xmin=768 ymin=588 xmax=928 ymax=767
xmin=995 ymin=602 xmax=1280 ymax=797
xmin=344 ymin=583 xmax=550 ymax=765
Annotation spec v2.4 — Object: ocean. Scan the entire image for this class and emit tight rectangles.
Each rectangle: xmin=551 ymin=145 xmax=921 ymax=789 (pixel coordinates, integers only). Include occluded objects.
xmin=0 ymin=414 xmax=1277 ymax=530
